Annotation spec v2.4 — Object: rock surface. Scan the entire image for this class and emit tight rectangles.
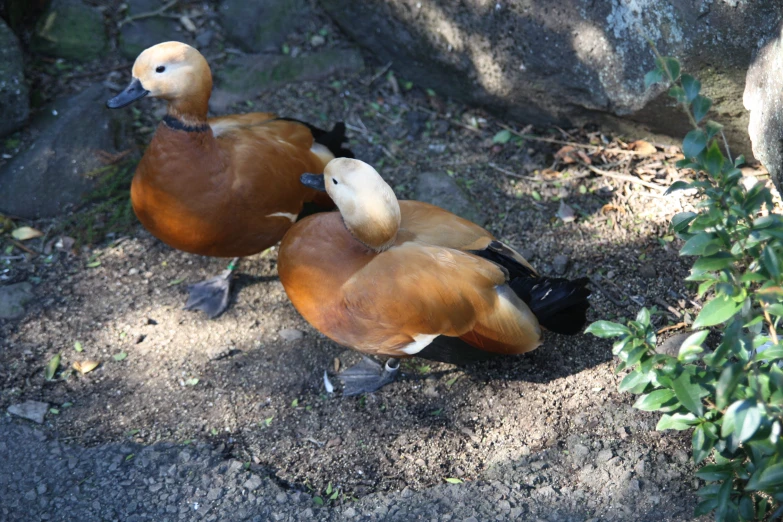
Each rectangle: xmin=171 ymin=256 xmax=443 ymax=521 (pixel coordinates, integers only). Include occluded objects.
xmin=211 ymin=49 xmax=364 ymax=112
xmin=414 ymin=171 xmax=487 ymax=225
xmin=32 ymin=0 xmax=107 ymax=61
xmin=0 ymin=84 xmax=132 ymax=219
xmin=0 ymin=282 xmax=34 ymax=319
xmin=321 ymin=0 xmax=783 ymax=158
xmin=220 ymin=0 xmax=307 ymax=53
xmin=7 ymin=401 xmax=48 ymax=424
xmin=744 ymin=21 xmax=783 ymax=194
xmin=0 ymin=19 xmax=29 ymax=138
xmin=118 ymin=0 xmax=189 ymax=60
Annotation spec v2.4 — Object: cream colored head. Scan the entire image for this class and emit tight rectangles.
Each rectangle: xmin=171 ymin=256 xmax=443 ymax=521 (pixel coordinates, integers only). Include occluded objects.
xmin=324 ymin=158 xmax=401 ymax=251
xmin=108 ymin=42 xmax=212 ymax=121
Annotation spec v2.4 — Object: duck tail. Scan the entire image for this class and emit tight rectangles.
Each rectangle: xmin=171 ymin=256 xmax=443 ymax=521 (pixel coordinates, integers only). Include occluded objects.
xmin=275 ymin=118 xmax=354 ymax=159
xmin=510 ymin=276 xmax=591 ymax=335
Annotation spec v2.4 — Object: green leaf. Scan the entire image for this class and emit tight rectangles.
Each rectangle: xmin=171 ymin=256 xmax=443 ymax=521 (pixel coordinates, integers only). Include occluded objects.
xmin=704 ymin=140 xmax=724 ymax=177
xmin=444 ymin=477 xmax=464 ymax=484
xmin=683 ymin=129 xmax=707 ymax=158
xmin=762 ymin=245 xmax=781 ymax=281
xmin=85 ymin=260 xmax=101 ymax=268
xmin=313 ymin=496 xmax=324 ymax=506
xmin=585 ymin=321 xmax=630 ymax=338
xmin=696 ymin=464 xmax=733 ymax=482
xmin=705 ymin=120 xmax=724 ymax=140
xmin=492 ymin=130 xmax=512 ymax=144
xmin=692 ymin=425 xmax=714 ymax=463
xmin=671 ymin=211 xmax=697 ymax=232
xmin=668 ymin=86 xmax=686 ymax=102
xmin=619 ymin=371 xmax=652 ymax=393
xmin=113 ymin=352 xmax=128 ymax=362
xmin=678 ymin=330 xmax=709 ymax=361
xmin=680 ymin=232 xmax=720 ymax=256
xmin=644 ymin=69 xmax=664 ymax=88
xmin=45 ymin=353 xmax=61 ymax=381
xmin=692 ymin=95 xmax=712 ymax=123
xmin=681 ymin=74 xmax=701 ymax=102
xmin=739 ymin=495 xmax=755 ymax=521
xmin=746 ymin=462 xmax=783 ymax=491
xmin=636 ymin=307 xmax=651 ymax=326
xmin=692 ymin=252 xmax=734 ymax=272
xmin=692 ymin=295 xmax=742 ymax=328
xmin=716 ymin=363 xmax=744 ymax=410
xmin=633 ymin=389 xmax=678 ymax=411
xmin=721 ymin=399 xmax=762 ymax=442
xmin=672 ymin=372 xmax=704 ymax=416
xmin=656 ymin=412 xmax=699 ymax=431
xmin=74 ymin=341 xmax=83 ymax=352
xmin=658 ymin=57 xmax=681 ymax=81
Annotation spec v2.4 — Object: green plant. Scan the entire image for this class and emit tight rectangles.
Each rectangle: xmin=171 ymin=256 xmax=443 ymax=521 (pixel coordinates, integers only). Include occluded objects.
xmin=587 ymin=55 xmax=783 ymax=521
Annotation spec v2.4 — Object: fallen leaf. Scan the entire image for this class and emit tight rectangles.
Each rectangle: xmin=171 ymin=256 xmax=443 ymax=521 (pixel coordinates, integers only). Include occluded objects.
xmin=113 ymin=352 xmax=128 ymax=362
xmin=11 ymin=226 xmax=43 ymax=241
xmin=0 ymin=214 xmax=14 ymax=233
xmin=85 ymin=260 xmax=101 ymax=268
xmin=323 ymin=370 xmax=334 ymax=394
xmin=74 ymin=341 xmax=83 ymax=352
xmin=45 ymin=354 xmax=61 ymax=381
xmin=179 ymin=15 xmax=196 ymax=32
xmin=73 ymin=360 xmax=100 ymax=374
xmin=601 ymin=203 xmax=625 ymax=214
xmin=444 ymin=477 xmax=463 ymax=484
xmin=576 ymin=150 xmax=592 ymax=164
xmin=630 ymin=140 xmax=657 ymax=155
xmin=184 ymin=377 xmax=199 ymax=386
xmin=557 ymin=201 xmax=576 ymax=223
xmin=167 ymin=278 xmax=184 ymax=287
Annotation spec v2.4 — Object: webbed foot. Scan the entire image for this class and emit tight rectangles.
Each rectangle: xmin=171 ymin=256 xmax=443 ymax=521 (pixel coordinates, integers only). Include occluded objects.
xmin=340 ymin=357 xmax=400 ymax=396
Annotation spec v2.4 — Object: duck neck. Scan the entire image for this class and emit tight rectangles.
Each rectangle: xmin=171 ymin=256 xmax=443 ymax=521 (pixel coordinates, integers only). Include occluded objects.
xmin=343 ymin=202 xmax=401 ymax=253
xmin=166 ymin=92 xmax=210 ymax=129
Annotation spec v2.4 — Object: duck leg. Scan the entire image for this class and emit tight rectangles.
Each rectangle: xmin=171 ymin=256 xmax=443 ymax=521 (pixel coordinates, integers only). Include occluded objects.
xmin=339 ymin=356 xmax=400 ymax=396
xmin=183 ymin=258 xmax=239 ymax=319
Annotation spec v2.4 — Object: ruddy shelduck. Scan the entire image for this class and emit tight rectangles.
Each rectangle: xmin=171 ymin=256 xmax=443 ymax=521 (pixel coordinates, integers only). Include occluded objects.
xmin=278 ymin=159 xmax=591 ymax=395
xmin=106 ymin=41 xmax=352 ymax=317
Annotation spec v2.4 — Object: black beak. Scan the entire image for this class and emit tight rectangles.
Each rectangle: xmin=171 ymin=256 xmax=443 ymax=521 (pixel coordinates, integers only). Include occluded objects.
xmin=106 ymin=78 xmax=149 ymax=109
xmin=300 ymin=173 xmax=326 ymax=192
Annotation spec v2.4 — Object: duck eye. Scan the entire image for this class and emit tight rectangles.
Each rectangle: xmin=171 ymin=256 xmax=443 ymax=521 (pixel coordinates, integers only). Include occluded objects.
xmin=156 ymin=66 xmax=166 ymax=73
xmin=332 ymin=178 xmax=338 ymax=185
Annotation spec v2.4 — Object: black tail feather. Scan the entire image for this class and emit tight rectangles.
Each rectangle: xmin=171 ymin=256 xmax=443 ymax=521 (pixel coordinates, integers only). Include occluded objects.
xmin=469 ymin=241 xmax=590 ymax=335
xmin=275 ymin=118 xmax=354 ymax=158
xmin=510 ymin=276 xmax=591 ymax=335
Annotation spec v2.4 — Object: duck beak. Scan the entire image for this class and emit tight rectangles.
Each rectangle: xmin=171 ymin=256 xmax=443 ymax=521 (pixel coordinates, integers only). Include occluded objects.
xmin=300 ymin=173 xmax=326 ymax=192
xmin=106 ymin=78 xmax=149 ymax=109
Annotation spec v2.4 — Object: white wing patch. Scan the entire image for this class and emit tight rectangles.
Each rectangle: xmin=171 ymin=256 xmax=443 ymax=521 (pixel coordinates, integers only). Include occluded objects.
xmin=400 ymin=333 xmax=439 ymax=355
xmin=266 ymin=212 xmax=297 ymax=222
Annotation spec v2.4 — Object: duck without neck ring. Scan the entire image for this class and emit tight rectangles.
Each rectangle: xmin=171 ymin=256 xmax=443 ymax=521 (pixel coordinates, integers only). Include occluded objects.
xmin=106 ymin=41 xmax=352 ymax=318
xmin=279 ymin=158 xmax=591 ymax=395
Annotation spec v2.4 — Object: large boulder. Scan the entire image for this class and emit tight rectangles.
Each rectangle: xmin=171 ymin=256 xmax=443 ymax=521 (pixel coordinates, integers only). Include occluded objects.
xmin=320 ymin=0 xmax=783 ymax=158
xmin=0 ymin=18 xmax=29 ymax=138
xmin=745 ymin=22 xmax=783 ymax=195
xmin=220 ymin=0 xmax=307 ymax=53
xmin=0 ymin=84 xmax=132 ymax=219
xmin=32 ymin=0 xmax=107 ymax=62
xmin=118 ymin=0 xmax=191 ymax=60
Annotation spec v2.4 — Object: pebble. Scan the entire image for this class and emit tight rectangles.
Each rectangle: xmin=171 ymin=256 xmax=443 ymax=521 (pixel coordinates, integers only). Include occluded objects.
xmin=639 ymin=264 xmax=656 ymax=278
xmin=553 ymin=254 xmax=569 ymax=275
xmin=7 ymin=401 xmax=49 ymax=424
xmin=310 ymin=35 xmax=326 ymax=47
xmin=278 ymin=328 xmax=304 ymax=342
xmin=243 ymin=475 xmax=262 ymax=491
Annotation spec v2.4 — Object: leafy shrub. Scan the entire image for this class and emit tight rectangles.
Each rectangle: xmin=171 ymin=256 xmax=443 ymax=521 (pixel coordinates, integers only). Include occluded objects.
xmin=587 ymin=55 xmax=783 ymax=521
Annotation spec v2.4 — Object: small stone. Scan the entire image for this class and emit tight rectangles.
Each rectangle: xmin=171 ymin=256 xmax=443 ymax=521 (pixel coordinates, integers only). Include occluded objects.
xmin=557 ymin=200 xmax=576 ymax=223
xmin=674 ymin=449 xmax=689 ymax=464
xmin=310 ymin=35 xmax=326 ymax=47
xmin=206 ymin=488 xmax=222 ymax=501
xmin=639 ymin=264 xmax=656 ymax=278
xmin=553 ymin=254 xmax=569 ymax=275
xmin=343 ymin=507 xmax=357 ymax=518
xmin=37 ymin=483 xmax=47 ymax=495
xmin=195 ymin=30 xmax=214 ymax=48
xmin=243 ymin=475 xmax=263 ymax=491
xmin=326 ymin=437 xmax=342 ymax=448
xmin=279 ymin=328 xmax=304 ymax=342
xmin=414 ymin=171 xmax=487 ymax=225
xmin=275 ymin=493 xmax=287 ymax=504
xmin=0 ymin=282 xmax=34 ymax=319
xmin=520 ymin=248 xmax=535 ymax=261
xmin=596 ymin=449 xmax=613 ymax=463
xmin=7 ymin=400 xmax=49 ymax=424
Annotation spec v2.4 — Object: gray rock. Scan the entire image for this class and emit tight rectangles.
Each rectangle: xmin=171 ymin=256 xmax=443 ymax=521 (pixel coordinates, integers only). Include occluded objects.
xmin=0 ymin=282 xmax=34 ymax=319
xmin=0 ymin=83 xmax=132 ymax=218
xmin=414 ymin=171 xmax=486 ymax=225
xmin=639 ymin=264 xmax=657 ymax=279
xmin=0 ymin=19 xmax=29 ymax=138
xmin=119 ymin=0 xmax=187 ymax=60
xmin=321 ymin=0 xmax=783 ymax=158
xmin=279 ymin=328 xmax=304 ymax=342
xmin=7 ymin=401 xmax=49 ymax=424
xmin=745 ymin=21 xmax=783 ymax=194
xmin=657 ymin=332 xmax=692 ymax=358
xmin=553 ymin=255 xmax=569 ymax=275
xmin=32 ymin=0 xmax=107 ymax=61
xmin=243 ymin=475 xmax=262 ymax=491
xmin=220 ymin=0 xmax=307 ymax=53
xmin=211 ymin=49 xmax=364 ymax=112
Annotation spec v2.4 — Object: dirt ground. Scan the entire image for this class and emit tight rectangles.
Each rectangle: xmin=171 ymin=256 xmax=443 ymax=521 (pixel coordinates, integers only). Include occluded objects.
xmin=2 ymin=2 xmax=767 ymax=519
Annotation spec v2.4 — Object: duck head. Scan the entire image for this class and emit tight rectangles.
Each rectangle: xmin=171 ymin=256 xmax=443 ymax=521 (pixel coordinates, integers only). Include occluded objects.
xmin=301 ymin=159 xmax=401 ymax=252
xmin=106 ymin=41 xmax=212 ymax=122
